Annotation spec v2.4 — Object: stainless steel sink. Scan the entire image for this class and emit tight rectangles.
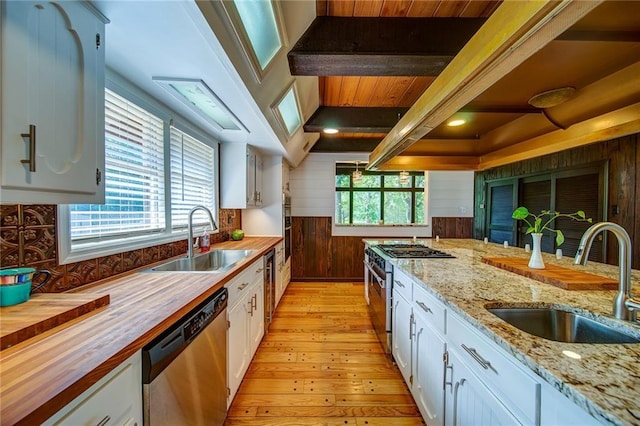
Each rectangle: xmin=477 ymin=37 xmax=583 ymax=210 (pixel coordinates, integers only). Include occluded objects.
xmin=487 ymin=306 xmax=640 ymax=344
xmin=145 ymin=249 xmax=254 ymax=273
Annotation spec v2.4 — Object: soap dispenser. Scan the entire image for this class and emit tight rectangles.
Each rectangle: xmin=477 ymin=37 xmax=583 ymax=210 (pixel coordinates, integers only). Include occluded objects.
xmin=200 ymin=227 xmax=211 ymax=253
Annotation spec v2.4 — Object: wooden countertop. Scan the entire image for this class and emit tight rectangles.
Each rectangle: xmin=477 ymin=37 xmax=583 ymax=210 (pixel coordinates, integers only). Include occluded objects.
xmin=0 ymin=237 xmax=282 ymax=426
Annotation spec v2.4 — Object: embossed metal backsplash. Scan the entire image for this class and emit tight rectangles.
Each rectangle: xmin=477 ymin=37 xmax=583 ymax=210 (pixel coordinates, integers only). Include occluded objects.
xmin=0 ymin=205 xmax=241 ymax=292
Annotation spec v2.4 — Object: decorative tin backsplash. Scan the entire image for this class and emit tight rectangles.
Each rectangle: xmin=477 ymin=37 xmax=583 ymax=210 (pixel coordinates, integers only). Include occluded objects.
xmin=0 ymin=205 xmax=241 ymax=292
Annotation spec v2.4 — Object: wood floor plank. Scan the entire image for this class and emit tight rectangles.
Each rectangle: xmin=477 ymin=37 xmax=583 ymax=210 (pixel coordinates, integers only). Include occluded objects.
xmin=225 ymin=282 xmax=422 ymax=425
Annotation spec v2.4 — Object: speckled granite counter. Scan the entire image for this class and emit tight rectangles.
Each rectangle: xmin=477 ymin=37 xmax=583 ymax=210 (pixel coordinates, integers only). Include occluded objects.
xmin=366 ymin=238 xmax=640 ymax=425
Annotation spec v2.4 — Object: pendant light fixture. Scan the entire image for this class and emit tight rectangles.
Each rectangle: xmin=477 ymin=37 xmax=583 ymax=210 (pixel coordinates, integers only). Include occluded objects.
xmin=399 ymin=170 xmax=410 ymax=185
xmin=352 ymin=161 xmax=363 ymax=183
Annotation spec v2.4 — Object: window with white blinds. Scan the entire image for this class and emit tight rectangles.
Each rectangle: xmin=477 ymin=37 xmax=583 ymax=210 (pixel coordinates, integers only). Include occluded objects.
xmin=69 ymin=89 xmax=166 ymax=242
xmin=170 ymin=127 xmax=216 ymax=230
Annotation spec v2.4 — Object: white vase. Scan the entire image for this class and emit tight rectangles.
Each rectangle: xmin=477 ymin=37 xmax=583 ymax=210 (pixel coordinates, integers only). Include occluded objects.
xmin=528 ymin=233 xmax=545 ymax=269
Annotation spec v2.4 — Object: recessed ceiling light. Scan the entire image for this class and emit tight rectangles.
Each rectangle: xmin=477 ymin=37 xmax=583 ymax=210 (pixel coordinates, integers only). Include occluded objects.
xmin=447 ymin=119 xmax=466 ymax=127
xmin=323 ymin=127 xmax=339 ymax=134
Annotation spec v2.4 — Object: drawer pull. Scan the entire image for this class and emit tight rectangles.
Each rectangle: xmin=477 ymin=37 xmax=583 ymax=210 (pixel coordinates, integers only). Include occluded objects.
xmin=20 ymin=124 xmax=36 ymax=172
xmin=238 ymin=282 xmax=249 ymax=291
xmin=416 ymin=300 xmax=432 ymax=314
xmin=256 ymin=267 xmax=264 ymax=273
xmin=394 ymin=280 xmax=405 ymax=288
xmin=96 ymin=415 xmax=111 ymax=426
xmin=461 ymin=344 xmax=497 ymax=373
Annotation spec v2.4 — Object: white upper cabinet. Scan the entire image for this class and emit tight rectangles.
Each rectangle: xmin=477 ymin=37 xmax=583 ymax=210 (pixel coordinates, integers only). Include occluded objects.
xmin=0 ymin=1 xmax=107 ymax=204
xmin=220 ymin=143 xmax=263 ymax=208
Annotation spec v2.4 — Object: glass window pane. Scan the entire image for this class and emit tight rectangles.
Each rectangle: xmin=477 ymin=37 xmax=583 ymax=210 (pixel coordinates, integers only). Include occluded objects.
xmin=335 ymin=191 xmax=350 ymax=224
xmin=336 ymin=174 xmax=350 ymax=188
xmin=415 ymin=193 xmax=425 ymax=224
xmin=354 ymin=174 xmax=381 ymax=188
xmin=384 ymin=192 xmax=412 ymax=224
xmin=384 ymin=175 xmax=402 ymax=188
xmin=277 ymin=88 xmax=301 ymax=135
xmin=233 ymin=0 xmax=282 ymax=70
xmin=415 ymin=174 xmax=425 ymax=188
xmin=353 ymin=192 xmax=381 ymax=224
xmin=70 ymin=89 xmax=165 ymax=242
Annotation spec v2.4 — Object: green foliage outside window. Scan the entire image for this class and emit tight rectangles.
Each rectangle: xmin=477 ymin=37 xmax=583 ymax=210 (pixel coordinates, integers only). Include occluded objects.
xmin=335 ymin=164 xmax=425 ymax=225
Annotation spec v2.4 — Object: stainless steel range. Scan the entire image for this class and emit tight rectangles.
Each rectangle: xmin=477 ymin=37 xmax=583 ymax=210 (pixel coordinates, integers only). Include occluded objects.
xmin=364 ymin=243 xmax=454 ymax=354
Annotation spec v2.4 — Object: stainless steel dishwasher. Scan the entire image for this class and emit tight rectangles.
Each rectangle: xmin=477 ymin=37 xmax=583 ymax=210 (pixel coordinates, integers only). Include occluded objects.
xmin=142 ymin=287 xmax=228 ymax=426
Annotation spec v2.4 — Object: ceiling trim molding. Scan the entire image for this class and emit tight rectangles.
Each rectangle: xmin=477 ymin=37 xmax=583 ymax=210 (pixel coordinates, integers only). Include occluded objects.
xmin=367 ymin=0 xmax=604 ymax=170
xmin=288 ymin=17 xmax=486 ymax=76
xmin=478 ymin=102 xmax=640 ymax=170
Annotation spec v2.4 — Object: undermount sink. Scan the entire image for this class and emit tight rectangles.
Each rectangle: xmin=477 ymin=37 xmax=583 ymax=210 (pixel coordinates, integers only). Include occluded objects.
xmin=487 ymin=306 xmax=640 ymax=344
xmin=145 ymin=249 xmax=254 ymax=273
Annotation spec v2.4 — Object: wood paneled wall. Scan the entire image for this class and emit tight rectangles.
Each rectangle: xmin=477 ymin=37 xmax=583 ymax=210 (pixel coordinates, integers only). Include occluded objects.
xmin=432 ymin=217 xmax=474 ymax=238
xmin=291 ymin=217 xmax=365 ymax=281
xmin=474 ymin=134 xmax=639 ymax=269
xmin=291 ymin=216 xmax=474 ymax=281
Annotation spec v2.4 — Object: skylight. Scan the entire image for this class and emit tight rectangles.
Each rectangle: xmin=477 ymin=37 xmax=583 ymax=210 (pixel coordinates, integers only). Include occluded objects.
xmin=275 ymin=86 xmax=302 ymax=136
xmin=233 ymin=0 xmax=282 ymax=71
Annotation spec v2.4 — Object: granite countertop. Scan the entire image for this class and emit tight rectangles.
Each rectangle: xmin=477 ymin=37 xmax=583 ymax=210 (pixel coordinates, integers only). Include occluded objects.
xmin=368 ymin=238 xmax=640 ymax=425
xmin=0 ymin=237 xmax=282 ymax=425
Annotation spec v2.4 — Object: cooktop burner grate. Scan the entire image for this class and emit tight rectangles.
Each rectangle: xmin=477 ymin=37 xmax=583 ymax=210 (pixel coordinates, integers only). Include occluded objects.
xmin=377 ymin=244 xmax=455 ymax=259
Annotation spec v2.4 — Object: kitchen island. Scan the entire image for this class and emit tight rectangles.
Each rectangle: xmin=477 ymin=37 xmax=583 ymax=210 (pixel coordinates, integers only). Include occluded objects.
xmin=0 ymin=237 xmax=281 ymax=426
xmin=368 ymin=238 xmax=640 ymax=425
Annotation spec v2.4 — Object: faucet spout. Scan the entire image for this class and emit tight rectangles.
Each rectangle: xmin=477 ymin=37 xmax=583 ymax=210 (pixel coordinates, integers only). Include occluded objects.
xmin=574 ymin=222 xmax=638 ymax=321
xmin=187 ymin=205 xmax=218 ymax=259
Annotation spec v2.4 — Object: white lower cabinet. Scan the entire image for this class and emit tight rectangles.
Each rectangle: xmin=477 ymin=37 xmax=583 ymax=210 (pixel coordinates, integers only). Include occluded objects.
xmin=275 ymin=242 xmax=286 ymax=307
xmin=392 ymin=286 xmax=413 ymax=385
xmin=445 ymin=348 xmax=521 ymax=426
xmin=43 ymin=352 xmax=142 ymax=426
xmin=392 ymin=267 xmax=598 ymax=426
xmin=226 ymin=259 xmax=265 ymax=406
xmin=412 ymin=304 xmax=446 ymax=425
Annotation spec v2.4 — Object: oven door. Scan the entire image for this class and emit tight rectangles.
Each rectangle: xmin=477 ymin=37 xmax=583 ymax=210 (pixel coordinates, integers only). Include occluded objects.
xmin=365 ymin=263 xmax=390 ymax=353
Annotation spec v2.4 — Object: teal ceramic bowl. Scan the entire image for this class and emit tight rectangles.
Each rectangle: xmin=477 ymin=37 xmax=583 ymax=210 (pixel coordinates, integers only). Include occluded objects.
xmin=0 ymin=281 xmax=33 ymax=307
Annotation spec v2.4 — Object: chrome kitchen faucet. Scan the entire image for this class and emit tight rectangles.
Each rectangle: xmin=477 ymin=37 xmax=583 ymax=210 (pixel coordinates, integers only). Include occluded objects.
xmin=574 ymin=222 xmax=640 ymax=321
xmin=187 ymin=206 xmax=218 ymax=259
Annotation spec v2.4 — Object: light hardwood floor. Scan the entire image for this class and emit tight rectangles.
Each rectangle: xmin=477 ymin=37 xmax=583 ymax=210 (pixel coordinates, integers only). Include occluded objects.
xmin=225 ymin=282 xmax=424 ymax=426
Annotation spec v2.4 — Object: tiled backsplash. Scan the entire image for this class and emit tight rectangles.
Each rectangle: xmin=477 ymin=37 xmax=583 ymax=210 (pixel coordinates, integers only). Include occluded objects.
xmin=0 ymin=205 xmax=241 ymax=292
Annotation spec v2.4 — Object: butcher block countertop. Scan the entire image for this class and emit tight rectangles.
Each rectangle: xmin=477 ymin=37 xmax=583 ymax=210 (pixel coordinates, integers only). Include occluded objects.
xmin=0 ymin=237 xmax=281 ymax=426
xmin=367 ymin=238 xmax=640 ymax=426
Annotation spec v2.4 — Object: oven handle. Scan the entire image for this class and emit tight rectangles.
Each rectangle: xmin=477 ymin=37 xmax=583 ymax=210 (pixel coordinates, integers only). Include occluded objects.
xmin=364 ymin=262 xmax=386 ymax=288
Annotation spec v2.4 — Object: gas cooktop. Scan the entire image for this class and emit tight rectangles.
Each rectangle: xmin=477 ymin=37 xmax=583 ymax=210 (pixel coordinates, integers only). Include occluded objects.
xmin=377 ymin=244 xmax=455 ymax=259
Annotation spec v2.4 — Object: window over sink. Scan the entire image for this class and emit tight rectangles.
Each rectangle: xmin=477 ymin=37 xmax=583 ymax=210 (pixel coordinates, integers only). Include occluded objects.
xmin=58 ymin=78 xmax=219 ymax=264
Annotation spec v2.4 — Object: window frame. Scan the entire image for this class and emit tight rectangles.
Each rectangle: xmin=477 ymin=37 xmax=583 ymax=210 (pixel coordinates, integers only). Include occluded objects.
xmin=335 ymin=165 xmax=425 ymax=226
xmin=271 ymin=81 xmax=303 ymax=138
xmin=220 ymin=0 xmax=287 ymax=82
xmin=58 ymin=74 xmax=220 ymax=265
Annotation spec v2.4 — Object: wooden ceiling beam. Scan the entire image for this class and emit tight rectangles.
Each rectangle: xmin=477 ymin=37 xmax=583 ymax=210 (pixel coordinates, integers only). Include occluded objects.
xmin=377 ymin=156 xmax=480 ymax=171
xmin=304 ymin=105 xmax=539 ymax=133
xmin=288 ymin=17 xmax=486 ymax=76
xmin=557 ymin=30 xmax=640 ymax=42
xmin=367 ymin=0 xmax=603 ymax=170
xmin=310 ymin=137 xmax=382 ymax=153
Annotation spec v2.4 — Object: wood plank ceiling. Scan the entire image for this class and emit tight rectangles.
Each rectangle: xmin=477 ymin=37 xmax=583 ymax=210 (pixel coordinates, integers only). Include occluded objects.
xmin=288 ymin=0 xmax=640 ymax=170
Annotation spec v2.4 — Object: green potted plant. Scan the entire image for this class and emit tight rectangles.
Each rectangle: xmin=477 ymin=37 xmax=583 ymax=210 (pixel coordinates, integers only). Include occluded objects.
xmin=511 ymin=207 xmax=592 ymax=269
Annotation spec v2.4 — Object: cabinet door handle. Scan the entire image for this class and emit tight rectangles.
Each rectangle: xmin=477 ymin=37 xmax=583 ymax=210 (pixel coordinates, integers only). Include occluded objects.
xmin=416 ymin=301 xmax=432 ymax=314
xmin=443 ymin=353 xmax=453 ymax=391
xmin=238 ymin=282 xmax=249 ymax=291
xmin=252 ymin=294 xmax=257 ymax=311
xmin=256 ymin=268 xmax=264 ymax=274
xmin=461 ymin=344 xmax=496 ymax=373
xmin=394 ymin=280 xmax=405 ymax=288
xmin=20 ymin=124 xmax=36 ymax=172
xmin=96 ymin=415 xmax=111 ymax=426
xmin=452 ymin=379 xmax=466 ymax=426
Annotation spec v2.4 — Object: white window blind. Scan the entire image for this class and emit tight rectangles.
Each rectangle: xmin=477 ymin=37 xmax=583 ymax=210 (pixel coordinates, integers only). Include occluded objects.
xmin=170 ymin=127 xmax=216 ymax=230
xmin=69 ymin=89 xmax=165 ymax=241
